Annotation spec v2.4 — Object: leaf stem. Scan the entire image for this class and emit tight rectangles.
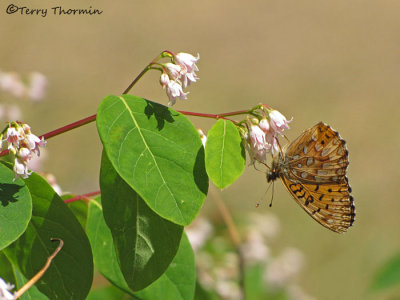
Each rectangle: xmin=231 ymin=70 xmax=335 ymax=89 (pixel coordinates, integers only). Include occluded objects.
xmin=14 ymin=238 xmax=64 ymax=299
xmin=63 ymin=190 xmax=101 ymax=203
xmin=123 ymin=51 xmax=165 ymax=94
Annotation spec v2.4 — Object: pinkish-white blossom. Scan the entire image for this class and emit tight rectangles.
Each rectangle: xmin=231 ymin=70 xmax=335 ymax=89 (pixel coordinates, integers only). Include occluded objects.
xmin=245 ymin=124 xmax=268 ymax=163
xmin=0 ymin=277 xmax=15 ymax=300
xmin=174 ymin=52 xmax=200 ymax=88
xmin=259 ymin=118 xmax=270 ymax=133
xmin=265 ymin=130 xmax=280 ymax=154
xmin=164 ymin=63 xmax=183 ymax=80
xmin=181 ymin=70 xmax=199 ymax=88
xmin=249 ymin=124 xmax=266 ymax=151
xmin=17 ymin=147 xmax=31 ymax=162
xmin=269 ymin=110 xmax=291 ymax=136
xmin=166 ymin=80 xmax=189 ymax=106
xmin=2 ymin=123 xmax=46 ymax=180
xmin=4 ymin=127 xmax=23 ymax=154
xmin=13 ymin=157 xmax=31 ymax=180
xmin=160 ymin=73 xmax=170 ymax=89
xmin=174 ymin=52 xmax=200 ymax=73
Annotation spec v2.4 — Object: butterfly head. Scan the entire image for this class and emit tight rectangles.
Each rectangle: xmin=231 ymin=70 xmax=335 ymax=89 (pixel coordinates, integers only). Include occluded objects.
xmin=266 ymin=155 xmax=281 ymax=182
xmin=266 ymin=169 xmax=279 ymax=182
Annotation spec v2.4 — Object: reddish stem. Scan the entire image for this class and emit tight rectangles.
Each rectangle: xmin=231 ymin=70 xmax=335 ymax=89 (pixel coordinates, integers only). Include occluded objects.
xmin=0 ymin=107 xmax=248 ymax=158
xmin=42 ymin=114 xmax=97 ymax=140
xmin=178 ymin=109 xmax=248 ymax=121
xmin=64 ymin=190 xmax=101 ymax=203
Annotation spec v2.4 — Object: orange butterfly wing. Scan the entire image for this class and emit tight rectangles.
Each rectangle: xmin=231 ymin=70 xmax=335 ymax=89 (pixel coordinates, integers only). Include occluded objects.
xmin=279 ymin=122 xmax=355 ymax=233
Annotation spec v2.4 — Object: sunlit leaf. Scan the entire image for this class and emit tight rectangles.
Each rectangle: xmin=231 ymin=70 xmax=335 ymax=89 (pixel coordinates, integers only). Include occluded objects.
xmin=97 ymin=94 xmax=208 ymax=226
xmin=87 ymin=194 xmax=196 ymax=299
xmin=99 ymin=152 xmax=183 ymax=291
xmin=134 ymin=233 xmax=196 ymax=300
xmin=205 ymin=119 xmax=245 ymax=189
xmin=86 ymin=197 xmax=132 ymax=295
xmin=371 ymin=253 xmax=400 ymax=291
xmin=63 ymin=194 xmax=88 ymax=229
xmin=0 ymin=162 xmax=31 ymax=250
xmin=3 ymin=172 xmax=93 ymax=300
xmin=86 ymin=284 xmax=129 ymax=300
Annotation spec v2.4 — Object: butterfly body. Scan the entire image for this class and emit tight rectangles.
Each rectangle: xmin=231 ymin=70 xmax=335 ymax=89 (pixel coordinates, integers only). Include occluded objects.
xmin=267 ymin=122 xmax=355 ymax=233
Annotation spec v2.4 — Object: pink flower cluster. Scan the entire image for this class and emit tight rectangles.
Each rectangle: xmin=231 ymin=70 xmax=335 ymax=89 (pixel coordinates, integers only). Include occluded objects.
xmin=243 ymin=109 xmax=291 ymax=164
xmin=1 ymin=123 xmax=46 ymax=180
xmin=159 ymin=52 xmax=200 ymax=106
xmin=0 ymin=277 xmax=14 ymax=300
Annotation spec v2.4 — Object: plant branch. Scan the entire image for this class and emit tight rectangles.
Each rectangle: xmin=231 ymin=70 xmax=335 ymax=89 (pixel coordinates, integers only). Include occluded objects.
xmin=209 ymin=184 xmax=245 ymax=300
xmin=64 ymin=190 xmax=101 ymax=203
xmin=14 ymin=238 xmax=64 ymax=299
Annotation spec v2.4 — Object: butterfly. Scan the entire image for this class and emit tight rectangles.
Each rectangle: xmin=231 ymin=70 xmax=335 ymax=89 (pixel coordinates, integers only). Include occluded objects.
xmin=267 ymin=122 xmax=355 ymax=233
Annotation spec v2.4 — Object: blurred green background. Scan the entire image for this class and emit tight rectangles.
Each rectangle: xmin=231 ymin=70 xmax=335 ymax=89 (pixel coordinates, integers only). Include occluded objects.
xmin=2 ymin=0 xmax=400 ymax=299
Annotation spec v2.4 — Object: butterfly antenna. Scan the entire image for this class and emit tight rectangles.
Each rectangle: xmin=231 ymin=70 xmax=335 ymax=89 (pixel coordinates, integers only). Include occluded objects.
xmin=276 ymin=138 xmax=285 ymax=160
xmin=269 ymin=181 xmax=275 ymax=207
xmin=257 ymin=181 xmax=273 ymax=207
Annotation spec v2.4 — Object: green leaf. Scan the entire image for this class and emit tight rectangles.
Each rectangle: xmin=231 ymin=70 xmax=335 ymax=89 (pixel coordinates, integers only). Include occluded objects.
xmin=0 ymin=162 xmax=32 ymax=250
xmin=0 ymin=252 xmax=14 ymax=286
xmin=205 ymin=119 xmax=245 ymax=189
xmin=371 ymin=253 xmax=400 ymax=291
xmin=3 ymin=172 xmax=93 ymax=300
xmin=63 ymin=194 xmax=88 ymax=229
xmin=194 ymin=280 xmax=220 ymax=300
xmin=86 ymin=197 xmax=132 ymax=295
xmin=100 ymin=152 xmax=184 ymax=291
xmin=86 ymin=284 xmax=130 ymax=300
xmin=97 ymin=94 xmax=208 ymax=226
xmin=244 ymin=264 xmax=268 ymax=300
xmin=134 ymin=233 xmax=196 ymax=300
xmin=13 ymin=266 xmax=48 ymax=300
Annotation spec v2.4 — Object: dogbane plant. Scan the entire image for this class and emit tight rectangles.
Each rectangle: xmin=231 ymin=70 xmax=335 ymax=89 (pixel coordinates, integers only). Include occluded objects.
xmin=0 ymin=50 xmax=291 ymax=299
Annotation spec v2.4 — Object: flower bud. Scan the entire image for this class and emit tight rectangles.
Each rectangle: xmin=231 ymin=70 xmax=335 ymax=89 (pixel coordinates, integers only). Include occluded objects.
xmin=259 ymin=118 xmax=270 ymax=133
xmin=269 ymin=110 xmax=291 ymax=135
xmin=160 ymin=73 xmax=169 ymax=89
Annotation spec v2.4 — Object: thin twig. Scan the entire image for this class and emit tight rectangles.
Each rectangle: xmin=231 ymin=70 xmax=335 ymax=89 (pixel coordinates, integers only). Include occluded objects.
xmin=14 ymin=238 xmax=64 ymax=299
xmin=63 ymin=190 xmax=101 ymax=203
xmin=209 ymin=184 xmax=245 ymax=300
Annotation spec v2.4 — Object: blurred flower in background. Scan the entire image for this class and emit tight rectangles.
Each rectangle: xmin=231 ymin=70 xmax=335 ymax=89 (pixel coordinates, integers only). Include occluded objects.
xmin=0 ymin=277 xmax=15 ymax=300
xmin=0 ymin=70 xmax=47 ymax=102
xmin=186 ymin=212 xmax=314 ymax=299
xmin=27 ymin=72 xmax=47 ymax=101
xmin=0 ymin=69 xmax=62 ymax=194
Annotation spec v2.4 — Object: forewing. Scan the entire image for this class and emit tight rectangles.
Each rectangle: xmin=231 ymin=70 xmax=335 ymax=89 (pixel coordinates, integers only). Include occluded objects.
xmin=285 ymin=122 xmax=349 ymax=184
xmin=278 ymin=122 xmax=355 ymax=233
xmin=280 ymin=176 xmax=355 ymax=233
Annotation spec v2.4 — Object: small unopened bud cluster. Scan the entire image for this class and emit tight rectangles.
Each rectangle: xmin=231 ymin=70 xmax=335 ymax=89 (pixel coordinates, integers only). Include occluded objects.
xmin=240 ymin=106 xmax=292 ymax=164
xmin=158 ymin=52 xmax=200 ymax=106
xmin=1 ymin=122 xmax=46 ymax=180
